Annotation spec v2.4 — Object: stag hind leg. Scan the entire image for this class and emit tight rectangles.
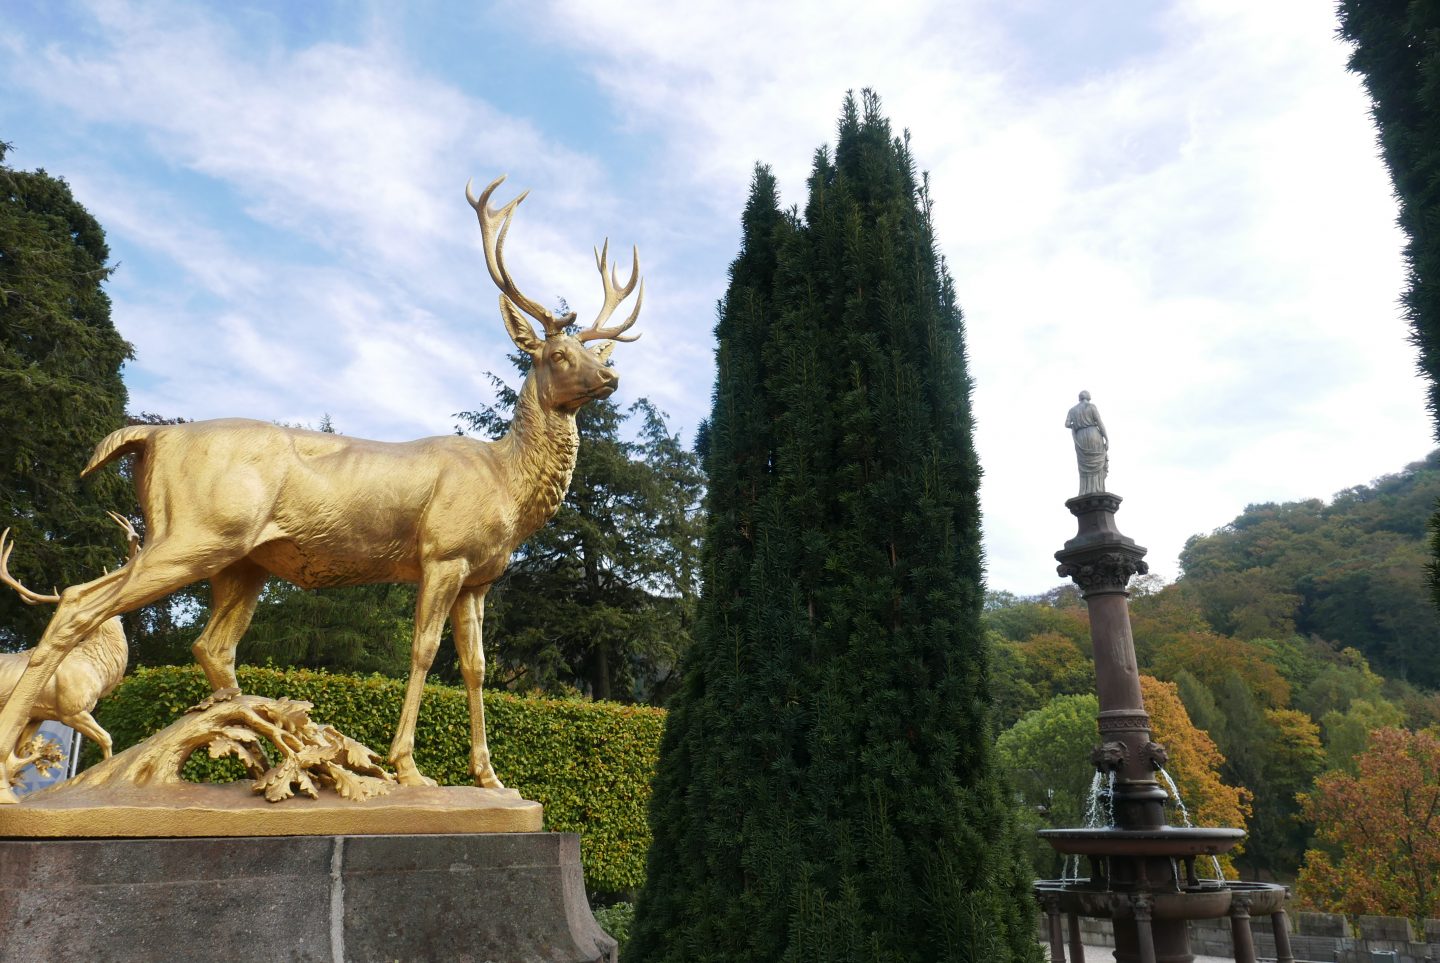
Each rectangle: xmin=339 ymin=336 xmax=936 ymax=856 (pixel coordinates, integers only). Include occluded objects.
xmin=64 ymin=711 xmax=113 ymax=758
xmin=389 ymin=560 xmax=467 ymax=787
xmin=0 ymin=540 xmax=241 ymax=802
xmin=191 ymin=559 xmax=269 ymax=694
xmin=453 ymin=586 xmax=503 ymax=789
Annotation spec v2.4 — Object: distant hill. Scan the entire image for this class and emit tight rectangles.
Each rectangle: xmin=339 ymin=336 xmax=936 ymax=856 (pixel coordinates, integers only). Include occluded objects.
xmin=1179 ymin=451 xmax=1440 ymax=687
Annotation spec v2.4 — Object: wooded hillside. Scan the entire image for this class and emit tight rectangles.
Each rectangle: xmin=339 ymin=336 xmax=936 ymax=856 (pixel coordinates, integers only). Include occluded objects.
xmin=991 ymin=451 xmax=1440 ymax=888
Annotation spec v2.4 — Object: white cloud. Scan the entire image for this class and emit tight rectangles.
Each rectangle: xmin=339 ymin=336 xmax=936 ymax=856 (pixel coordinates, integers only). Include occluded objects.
xmin=2 ymin=0 xmax=1428 ymax=596
xmin=527 ymin=0 xmax=1431 ymax=591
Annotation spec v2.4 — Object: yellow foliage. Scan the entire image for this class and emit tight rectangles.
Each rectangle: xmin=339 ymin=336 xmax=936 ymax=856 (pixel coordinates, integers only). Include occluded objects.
xmin=1139 ymin=675 xmax=1251 ymax=872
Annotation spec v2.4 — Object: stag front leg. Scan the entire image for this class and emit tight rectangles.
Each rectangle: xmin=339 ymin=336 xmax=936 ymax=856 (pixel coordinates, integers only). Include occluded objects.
xmin=389 ymin=560 xmax=467 ymax=787
xmin=452 ymin=586 xmax=503 ymax=789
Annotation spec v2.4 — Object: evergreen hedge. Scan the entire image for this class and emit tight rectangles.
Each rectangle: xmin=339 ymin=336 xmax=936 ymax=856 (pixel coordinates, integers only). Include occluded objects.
xmin=90 ymin=665 xmax=663 ymax=895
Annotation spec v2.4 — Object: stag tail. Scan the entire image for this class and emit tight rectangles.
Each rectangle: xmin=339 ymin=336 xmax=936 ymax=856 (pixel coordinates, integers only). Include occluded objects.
xmin=81 ymin=425 xmax=161 ymax=479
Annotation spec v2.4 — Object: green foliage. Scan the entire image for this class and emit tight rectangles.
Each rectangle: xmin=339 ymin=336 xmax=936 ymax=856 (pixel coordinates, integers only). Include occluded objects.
xmin=1294 ymin=651 xmax=1386 ymax=720
xmin=1319 ymin=697 xmax=1406 ymax=772
xmin=1336 ymin=2 xmax=1440 ymax=607
xmin=995 ymin=694 xmax=1100 ymax=878
xmin=92 ymin=665 xmax=663 ymax=895
xmin=593 ymin=902 xmax=634 ymax=954
xmin=1178 ymin=453 xmax=1440 ymax=685
xmin=982 ymin=597 xmax=1088 ymax=645
xmin=631 ymin=93 xmax=1038 ymax=963
xmin=239 ymin=581 xmax=416 ymax=677
xmin=457 ymin=366 xmax=703 ymax=703
xmin=1172 ymin=667 xmax=1324 ymax=878
xmin=0 ymin=142 xmax=133 ymax=647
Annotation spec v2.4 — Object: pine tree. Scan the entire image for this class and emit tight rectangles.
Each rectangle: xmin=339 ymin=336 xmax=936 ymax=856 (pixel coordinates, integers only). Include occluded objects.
xmin=630 ymin=93 xmax=1039 ymax=963
xmin=1337 ymin=1 xmax=1440 ymax=605
xmin=0 ymin=142 xmax=133 ymax=648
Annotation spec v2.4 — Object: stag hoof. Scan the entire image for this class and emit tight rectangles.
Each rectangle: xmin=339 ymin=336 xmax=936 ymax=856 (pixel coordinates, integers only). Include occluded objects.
xmin=475 ymin=770 xmax=505 ymax=790
xmin=391 ymin=755 xmax=437 ymax=787
xmin=0 ymin=782 xmax=18 ymax=805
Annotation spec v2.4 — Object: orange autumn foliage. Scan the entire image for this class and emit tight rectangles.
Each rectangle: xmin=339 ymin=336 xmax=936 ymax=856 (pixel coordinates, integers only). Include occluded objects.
xmin=1296 ymin=727 xmax=1440 ymax=923
xmin=1150 ymin=631 xmax=1291 ymax=709
xmin=1139 ymin=674 xmax=1252 ymax=869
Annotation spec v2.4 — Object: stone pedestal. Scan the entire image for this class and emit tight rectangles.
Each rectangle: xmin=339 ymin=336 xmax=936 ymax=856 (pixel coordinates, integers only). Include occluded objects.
xmin=0 ymin=832 xmax=617 ymax=963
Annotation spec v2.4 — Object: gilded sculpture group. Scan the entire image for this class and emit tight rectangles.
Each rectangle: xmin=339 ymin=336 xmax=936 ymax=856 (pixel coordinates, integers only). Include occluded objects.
xmin=0 ymin=176 xmax=643 ymax=822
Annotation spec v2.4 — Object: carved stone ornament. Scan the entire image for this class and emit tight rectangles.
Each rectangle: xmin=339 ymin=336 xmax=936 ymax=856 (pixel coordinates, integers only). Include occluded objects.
xmin=1097 ymin=710 xmax=1152 ymax=734
xmin=1092 ymin=741 xmax=1127 ymax=773
xmin=1057 ymin=552 xmax=1150 ymax=593
xmin=1141 ymin=741 xmax=1169 ymax=770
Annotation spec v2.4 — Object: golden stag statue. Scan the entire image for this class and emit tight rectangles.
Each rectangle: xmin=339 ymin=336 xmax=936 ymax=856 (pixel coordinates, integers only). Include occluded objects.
xmin=0 ymin=176 xmax=642 ymax=803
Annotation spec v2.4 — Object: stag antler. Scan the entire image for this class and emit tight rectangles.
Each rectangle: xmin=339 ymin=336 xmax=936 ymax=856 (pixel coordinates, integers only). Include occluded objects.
xmin=578 ymin=240 xmax=643 ymax=344
xmin=0 ymin=530 xmax=60 ymax=606
xmin=465 ymin=175 xmax=643 ymax=344
xmin=1 ymin=514 xmax=142 ymax=605
xmin=465 ymin=175 xmax=572 ymax=337
xmin=106 ymin=511 xmax=142 ymax=561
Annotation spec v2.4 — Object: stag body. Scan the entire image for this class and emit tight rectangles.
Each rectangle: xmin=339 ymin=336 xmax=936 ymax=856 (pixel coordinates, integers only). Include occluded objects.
xmin=0 ymin=520 xmax=140 ymax=765
xmin=0 ymin=176 xmax=641 ymax=801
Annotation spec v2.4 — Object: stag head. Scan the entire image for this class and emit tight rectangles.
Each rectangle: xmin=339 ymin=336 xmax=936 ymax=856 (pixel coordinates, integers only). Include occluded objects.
xmin=466 ymin=176 xmax=642 ymax=413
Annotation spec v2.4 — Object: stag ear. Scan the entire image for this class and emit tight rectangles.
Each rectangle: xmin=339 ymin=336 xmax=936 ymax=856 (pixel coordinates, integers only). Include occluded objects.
xmin=591 ymin=341 xmax=616 ymax=363
xmin=500 ymin=295 xmax=544 ymax=355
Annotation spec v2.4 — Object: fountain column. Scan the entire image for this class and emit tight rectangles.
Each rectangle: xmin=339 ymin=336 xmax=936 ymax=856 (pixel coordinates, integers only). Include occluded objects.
xmin=1054 ymin=493 xmax=1167 ymax=832
xmin=1055 ymin=493 xmax=1192 ymax=963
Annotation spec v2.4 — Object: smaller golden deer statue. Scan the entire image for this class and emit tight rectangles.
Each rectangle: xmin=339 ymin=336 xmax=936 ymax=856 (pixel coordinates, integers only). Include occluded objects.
xmin=0 ymin=176 xmax=642 ymax=802
xmin=0 ymin=515 xmax=139 ymax=774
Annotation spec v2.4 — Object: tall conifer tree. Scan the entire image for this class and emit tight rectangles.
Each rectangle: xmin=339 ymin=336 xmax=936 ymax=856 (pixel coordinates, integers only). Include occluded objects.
xmin=1337 ymin=1 xmax=1440 ymax=603
xmin=0 ymin=143 xmax=132 ymax=647
xmin=630 ymin=93 xmax=1038 ymax=963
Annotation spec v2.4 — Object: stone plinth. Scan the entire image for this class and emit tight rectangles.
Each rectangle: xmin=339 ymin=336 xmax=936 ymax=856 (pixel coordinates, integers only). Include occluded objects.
xmin=0 ymin=832 xmax=616 ymax=963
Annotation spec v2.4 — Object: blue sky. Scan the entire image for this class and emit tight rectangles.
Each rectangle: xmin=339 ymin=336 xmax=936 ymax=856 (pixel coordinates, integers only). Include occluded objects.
xmin=1 ymin=0 xmax=1430 ymax=593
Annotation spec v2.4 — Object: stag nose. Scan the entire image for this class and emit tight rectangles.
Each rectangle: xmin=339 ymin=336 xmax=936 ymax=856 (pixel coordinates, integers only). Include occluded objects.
xmin=595 ymin=366 xmax=619 ymax=396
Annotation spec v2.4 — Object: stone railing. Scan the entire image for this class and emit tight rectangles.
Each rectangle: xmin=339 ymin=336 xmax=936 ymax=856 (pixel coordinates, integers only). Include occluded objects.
xmin=1045 ymin=911 xmax=1440 ymax=962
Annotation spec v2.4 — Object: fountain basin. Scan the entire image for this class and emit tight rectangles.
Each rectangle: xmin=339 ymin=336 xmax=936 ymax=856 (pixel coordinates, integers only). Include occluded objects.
xmin=1039 ymin=826 xmax=1244 ymax=858
xmin=1034 ymin=879 xmax=1287 ymax=921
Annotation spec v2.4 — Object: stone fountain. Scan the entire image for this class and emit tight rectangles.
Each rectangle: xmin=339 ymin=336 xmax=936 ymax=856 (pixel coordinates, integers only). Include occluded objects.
xmin=1036 ymin=394 xmax=1292 ymax=963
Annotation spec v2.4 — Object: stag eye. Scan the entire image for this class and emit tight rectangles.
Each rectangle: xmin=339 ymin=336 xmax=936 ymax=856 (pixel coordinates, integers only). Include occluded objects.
xmin=552 ymin=350 xmax=571 ymax=366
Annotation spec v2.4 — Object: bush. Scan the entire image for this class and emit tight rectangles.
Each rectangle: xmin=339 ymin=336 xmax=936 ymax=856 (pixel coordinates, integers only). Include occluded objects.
xmin=91 ymin=665 xmax=664 ymax=895
xmin=593 ymin=901 xmax=634 ymax=954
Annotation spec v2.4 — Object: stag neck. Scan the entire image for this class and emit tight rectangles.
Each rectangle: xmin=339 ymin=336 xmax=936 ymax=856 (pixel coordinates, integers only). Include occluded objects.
xmin=502 ymin=375 xmax=580 ymax=534
xmin=75 ymin=618 xmax=128 ymax=690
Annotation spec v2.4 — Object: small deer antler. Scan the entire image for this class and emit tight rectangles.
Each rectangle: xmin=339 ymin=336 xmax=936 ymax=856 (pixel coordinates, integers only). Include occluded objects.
xmin=106 ymin=511 xmax=142 ymax=561
xmin=577 ymin=240 xmax=643 ymax=345
xmin=466 ymin=175 xmax=573 ymax=337
xmin=0 ymin=530 xmax=61 ymax=606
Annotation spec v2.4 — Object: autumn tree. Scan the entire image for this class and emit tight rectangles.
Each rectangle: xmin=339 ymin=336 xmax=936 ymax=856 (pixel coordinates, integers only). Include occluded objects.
xmin=1297 ymin=727 xmax=1440 ymax=924
xmin=1138 ymin=676 xmax=1250 ymax=850
xmin=996 ymin=676 xmax=1249 ymax=879
xmin=0 ymin=142 xmax=133 ymax=647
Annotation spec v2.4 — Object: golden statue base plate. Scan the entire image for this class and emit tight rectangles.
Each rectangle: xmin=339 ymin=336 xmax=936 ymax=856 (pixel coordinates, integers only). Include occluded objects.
xmin=0 ymin=781 xmax=543 ymax=837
